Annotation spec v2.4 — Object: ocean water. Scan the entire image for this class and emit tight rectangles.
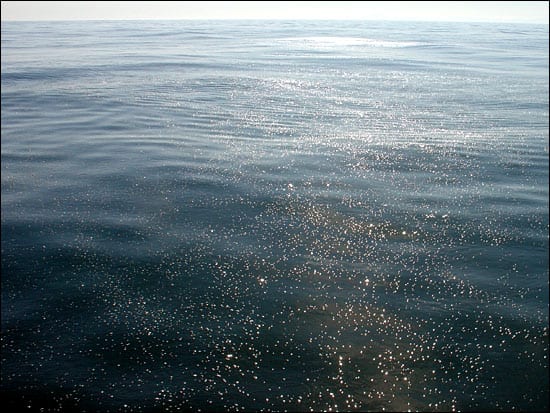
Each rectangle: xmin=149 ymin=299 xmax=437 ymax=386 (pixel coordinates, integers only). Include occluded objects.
xmin=1 ymin=19 xmax=548 ymax=412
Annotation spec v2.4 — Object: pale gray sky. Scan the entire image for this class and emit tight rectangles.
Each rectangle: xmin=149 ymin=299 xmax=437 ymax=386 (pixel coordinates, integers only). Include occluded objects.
xmin=1 ymin=1 xmax=548 ymax=24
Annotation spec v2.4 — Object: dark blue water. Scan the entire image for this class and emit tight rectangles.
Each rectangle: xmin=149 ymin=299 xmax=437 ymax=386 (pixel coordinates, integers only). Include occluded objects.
xmin=1 ymin=20 xmax=548 ymax=412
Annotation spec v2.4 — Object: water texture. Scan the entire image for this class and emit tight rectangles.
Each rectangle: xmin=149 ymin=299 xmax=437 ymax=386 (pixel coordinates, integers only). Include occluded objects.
xmin=1 ymin=20 xmax=548 ymax=412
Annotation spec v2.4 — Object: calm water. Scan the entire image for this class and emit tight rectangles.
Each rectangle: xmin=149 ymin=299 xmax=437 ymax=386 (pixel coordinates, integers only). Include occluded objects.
xmin=1 ymin=20 xmax=548 ymax=412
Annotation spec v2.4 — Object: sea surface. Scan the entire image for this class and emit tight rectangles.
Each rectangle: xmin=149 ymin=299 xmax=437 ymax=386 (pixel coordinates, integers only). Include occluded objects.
xmin=1 ymin=20 xmax=548 ymax=412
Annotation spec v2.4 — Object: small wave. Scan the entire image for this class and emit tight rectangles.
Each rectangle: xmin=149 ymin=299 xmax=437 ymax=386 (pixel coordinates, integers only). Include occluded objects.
xmin=280 ymin=36 xmax=427 ymax=48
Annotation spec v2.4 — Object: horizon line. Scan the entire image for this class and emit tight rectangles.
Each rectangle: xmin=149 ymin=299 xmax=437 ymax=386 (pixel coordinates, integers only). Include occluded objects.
xmin=2 ymin=17 xmax=549 ymax=25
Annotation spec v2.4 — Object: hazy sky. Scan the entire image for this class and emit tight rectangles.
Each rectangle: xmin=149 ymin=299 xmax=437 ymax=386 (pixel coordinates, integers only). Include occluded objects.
xmin=1 ymin=1 xmax=549 ymax=24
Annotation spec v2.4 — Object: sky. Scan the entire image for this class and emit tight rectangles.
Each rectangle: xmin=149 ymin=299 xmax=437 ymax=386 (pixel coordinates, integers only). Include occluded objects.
xmin=1 ymin=1 xmax=549 ymax=24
